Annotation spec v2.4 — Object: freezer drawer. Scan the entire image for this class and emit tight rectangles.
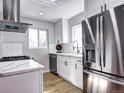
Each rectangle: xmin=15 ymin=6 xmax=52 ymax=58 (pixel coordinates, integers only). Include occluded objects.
xmin=83 ymin=70 xmax=124 ymax=93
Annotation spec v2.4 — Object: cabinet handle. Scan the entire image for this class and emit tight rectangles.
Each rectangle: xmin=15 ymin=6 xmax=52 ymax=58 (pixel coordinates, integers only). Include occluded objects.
xmin=101 ymin=6 xmax=103 ymax=13
xmin=77 ymin=60 xmax=82 ymax=62
xmin=65 ymin=61 xmax=67 ymax=66
xmin=105 ymin=4 xmax=107 ymax=11
xmin=75 ymin=64 xmax=77 ymax=69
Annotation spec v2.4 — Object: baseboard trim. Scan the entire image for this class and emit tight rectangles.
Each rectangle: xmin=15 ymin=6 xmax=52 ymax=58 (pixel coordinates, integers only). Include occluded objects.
xmin=43 ymin=69 xmax=50 ymax=73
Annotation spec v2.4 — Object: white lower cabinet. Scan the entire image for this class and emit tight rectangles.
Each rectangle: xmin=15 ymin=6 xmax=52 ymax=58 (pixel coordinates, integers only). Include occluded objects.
xmin=57 ymin=55 xmax=83 ymax=89
xmin=0 ymin=71 xmax=42 ymax=93
xmin=67 ymin=59 xmax=76 ymax=83
xmin=57 ymin=56 xmax=67 ymax=79
xmin=75 ymin=63 xmax=83 ymax=89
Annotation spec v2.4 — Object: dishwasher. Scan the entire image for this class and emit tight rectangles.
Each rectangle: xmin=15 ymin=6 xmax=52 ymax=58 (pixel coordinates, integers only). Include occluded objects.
xmin=49 ymin=54 xmax=58 ymax=75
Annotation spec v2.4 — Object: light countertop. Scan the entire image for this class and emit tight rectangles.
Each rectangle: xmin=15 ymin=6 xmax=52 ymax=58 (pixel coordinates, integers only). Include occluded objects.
xmin=49 ymin=52 xmax=82 ymax=58
xmin=0 ymin=59 xmax=44 ymax=77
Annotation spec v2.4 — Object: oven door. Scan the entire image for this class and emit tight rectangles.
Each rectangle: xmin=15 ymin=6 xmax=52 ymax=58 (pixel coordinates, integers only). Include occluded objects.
xmin=82 ymin=14 xmax=101 ymax=71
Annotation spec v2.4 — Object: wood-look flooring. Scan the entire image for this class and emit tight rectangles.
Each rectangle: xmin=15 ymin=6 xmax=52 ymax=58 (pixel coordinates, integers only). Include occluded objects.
xmin=43 ymin=72 xmax=83 ymax=93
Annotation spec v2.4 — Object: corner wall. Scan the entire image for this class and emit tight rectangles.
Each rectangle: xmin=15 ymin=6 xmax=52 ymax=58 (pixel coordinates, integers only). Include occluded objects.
xmin=68 ymin=12 xmax=85 ymax=42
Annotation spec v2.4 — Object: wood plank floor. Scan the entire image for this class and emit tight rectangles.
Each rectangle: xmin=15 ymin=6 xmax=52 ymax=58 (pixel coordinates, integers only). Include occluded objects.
xmin=43 ymin=72 xmax=83 ymax=93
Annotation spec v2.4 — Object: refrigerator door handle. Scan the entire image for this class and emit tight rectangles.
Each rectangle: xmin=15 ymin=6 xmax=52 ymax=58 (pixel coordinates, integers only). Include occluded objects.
xmin=82 ymin=20 xmax=86 ymax=67
xmin=82 ymin=48 xmax=86 ymax=67
xmin=100 ymin=15 xmax=105 ymax=68
xmin=95 ymin=16 xmax=101 ymax=67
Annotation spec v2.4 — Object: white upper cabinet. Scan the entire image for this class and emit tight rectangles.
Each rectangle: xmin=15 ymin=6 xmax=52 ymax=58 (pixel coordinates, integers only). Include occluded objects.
xmin=85 ymin=0 xmax=124 ymax=18
xmin=55 ymin=20 xmax=63 ymax=43
xmin=55 ymin=19 xmax=69 ymax=43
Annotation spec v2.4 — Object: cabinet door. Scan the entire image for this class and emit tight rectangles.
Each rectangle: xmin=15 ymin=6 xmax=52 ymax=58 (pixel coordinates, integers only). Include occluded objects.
xmin=108 ymin=0 xmax=124 ymax=9
xmin=57 ymin=56 xmax=64 ymax=77
xmin=0 ymin=71 xmax=42 ymax=93
xmin=67 ymin=61 xmax=76 ymax=83
xmin=57 ymin=56 xmax=68 ymax=79
xmin=85 ymin=0 xmax=102 ymax=18
xmin=55 ymin=19 xmax=63 ymax=43
xmin=63 ymin=60 xmax=68 ymax=80
xmin=75 ymin=63 xmax=83 ymax=89
xmin=59 ymin=60 xmax=65 ymax=77
xmin=57 ymin=56 xmax=61 ymax=74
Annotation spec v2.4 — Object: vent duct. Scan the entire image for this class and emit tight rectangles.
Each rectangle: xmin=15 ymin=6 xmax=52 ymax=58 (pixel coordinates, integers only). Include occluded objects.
xmin=3 ymin=0 xmax=20 ymax=22
xmin=0 ymin=0 xmax=32 ymax=33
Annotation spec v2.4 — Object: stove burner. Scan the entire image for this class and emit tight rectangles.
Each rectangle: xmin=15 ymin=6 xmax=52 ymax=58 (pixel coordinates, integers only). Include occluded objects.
xmin=0 ymin=56 xmax=30 ymax=62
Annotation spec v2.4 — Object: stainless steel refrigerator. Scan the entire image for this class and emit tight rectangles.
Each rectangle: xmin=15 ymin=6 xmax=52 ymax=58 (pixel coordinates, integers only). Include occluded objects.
xmin=82 ymin=4 xmax=124 ymax=93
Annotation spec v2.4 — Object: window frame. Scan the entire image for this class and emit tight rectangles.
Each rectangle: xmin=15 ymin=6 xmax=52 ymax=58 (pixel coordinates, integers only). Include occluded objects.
xmin=28 ymin=27 xmax=48 ymax=49
xmin=72 ymin=24 xmax=82 ymax=48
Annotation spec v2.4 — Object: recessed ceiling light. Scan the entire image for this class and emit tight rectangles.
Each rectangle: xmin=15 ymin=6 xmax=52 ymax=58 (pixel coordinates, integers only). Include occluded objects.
xmin=40 ymin=12 xmax=44 ymax=16
xmin=51 ymin=0 xmax=55 ymax=1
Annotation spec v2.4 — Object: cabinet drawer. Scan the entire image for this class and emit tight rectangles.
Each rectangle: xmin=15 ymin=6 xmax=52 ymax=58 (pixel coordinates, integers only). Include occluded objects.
xmin=66 ymin=57 xmax=75 ymax=63
xmin=77 ymin=59 xmax=82 ymax=62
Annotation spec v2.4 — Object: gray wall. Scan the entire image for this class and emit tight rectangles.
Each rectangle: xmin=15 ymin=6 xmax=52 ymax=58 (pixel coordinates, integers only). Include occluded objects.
xmin=68 ymin=12 xmax=85 ymax=42
xmin=0 ymin=17 xmax=55 ymax=72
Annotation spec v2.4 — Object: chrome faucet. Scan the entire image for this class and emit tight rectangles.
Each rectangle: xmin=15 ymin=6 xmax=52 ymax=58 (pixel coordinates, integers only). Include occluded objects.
xmin=72 ymin=40 xmax=80 ymax=54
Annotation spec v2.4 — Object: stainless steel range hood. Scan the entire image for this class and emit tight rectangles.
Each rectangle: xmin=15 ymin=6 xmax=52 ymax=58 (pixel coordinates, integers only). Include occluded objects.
xmin=0 ymin=0 xmax=32 ymax=33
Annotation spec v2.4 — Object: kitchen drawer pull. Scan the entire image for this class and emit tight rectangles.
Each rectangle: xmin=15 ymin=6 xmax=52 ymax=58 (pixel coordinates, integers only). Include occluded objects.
xmin=77 ymin=60 xmax=82 ymax=62
xmin=75 ymin=64 xmax=77 ymax=69
xmin=65 ymin=61 xmax=67 ymax=66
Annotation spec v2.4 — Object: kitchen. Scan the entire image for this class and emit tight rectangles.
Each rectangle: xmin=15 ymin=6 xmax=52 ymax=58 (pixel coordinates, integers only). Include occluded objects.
xmin=0 ymin=0 xmax=124 ymax=93
xmin=0 ymin=0 xmax=83 ymax=93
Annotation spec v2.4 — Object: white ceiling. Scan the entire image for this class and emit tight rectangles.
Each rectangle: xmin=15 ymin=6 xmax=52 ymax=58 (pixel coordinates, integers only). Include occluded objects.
xmin=0 ymin=0 xmax=84 ymax=22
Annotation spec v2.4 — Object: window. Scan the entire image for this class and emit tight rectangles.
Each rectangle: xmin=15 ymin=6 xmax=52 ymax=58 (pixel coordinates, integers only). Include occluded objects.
xmin=29 ymin=28 xmax=38 ymax=49
xmin=39 ymin=30 xmax=48 ymax=48
xmin=72 ymin=24 xmax=82 ymax=53
xmin=29 ymin=28 xmax=48 ymax=49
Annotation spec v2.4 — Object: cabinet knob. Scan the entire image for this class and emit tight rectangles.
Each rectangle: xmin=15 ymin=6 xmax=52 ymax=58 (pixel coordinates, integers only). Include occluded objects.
xmin=75 ymin=64 xmax=77 ymax=69
xmin=65 ymin=61 xmax=67 ymax=66
xmin=77 ymin=60 xmax=82 ymax=62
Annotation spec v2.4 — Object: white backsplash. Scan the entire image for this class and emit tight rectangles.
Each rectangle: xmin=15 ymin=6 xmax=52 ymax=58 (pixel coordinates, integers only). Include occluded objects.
xmin=0 ymin=31 xmax=27 ymax=57
xmin=62 ymin=43 xmax=74 ymax=53
xmin=49 ymin=43 xmax=75 ymax=53
xmin=1 ymin=43 xmax=23 ymax=57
